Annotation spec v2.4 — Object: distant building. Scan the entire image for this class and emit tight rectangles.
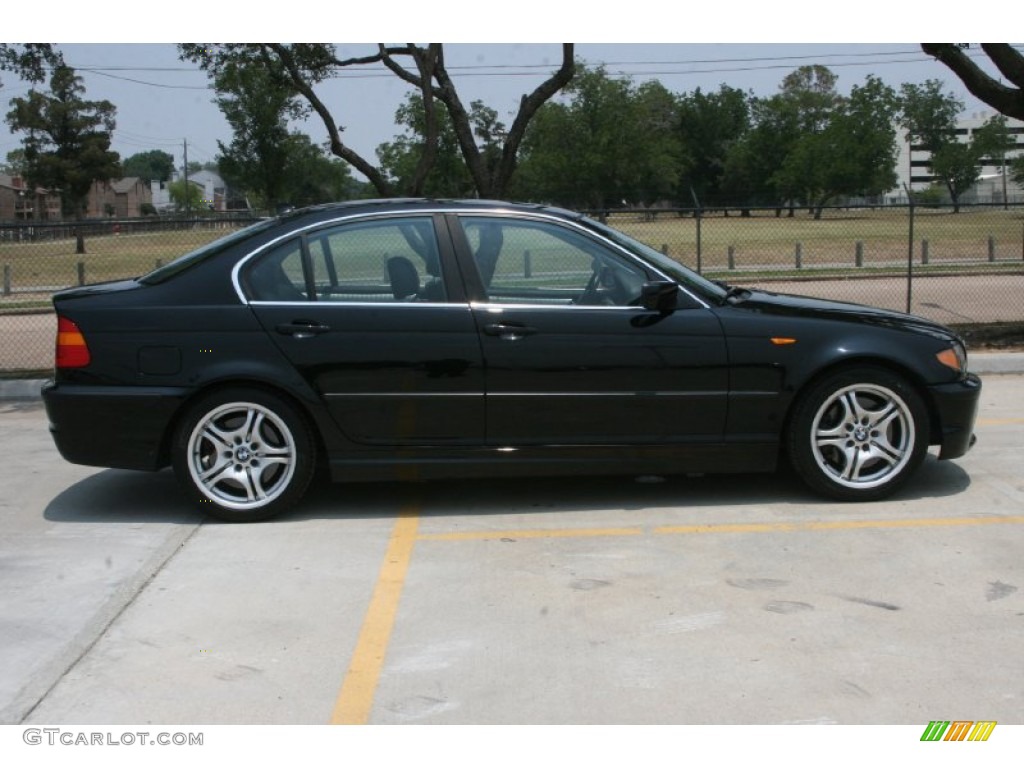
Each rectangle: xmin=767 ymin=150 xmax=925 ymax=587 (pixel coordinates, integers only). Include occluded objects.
xmin=0 ymin=175 xmax=61 ymax=221
xmin=188 ymin=170 xmax=228 ymax=211
xmin=150 ymin=177 xmax=173 ymax=213
xmin=150 ymin=169 xmax=246 ymax=213
xmin=85 ymin=177 xmax=153 ymax=218
xmin=892 ymin=112 xmax=1024 ymax=203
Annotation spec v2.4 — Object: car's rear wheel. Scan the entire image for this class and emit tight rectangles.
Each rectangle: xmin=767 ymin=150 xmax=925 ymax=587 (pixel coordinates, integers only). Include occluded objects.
xmin=172 ymin=388 xmax=316 ymax=522
xmin=787 ymin=367 xmax=928 ymax=501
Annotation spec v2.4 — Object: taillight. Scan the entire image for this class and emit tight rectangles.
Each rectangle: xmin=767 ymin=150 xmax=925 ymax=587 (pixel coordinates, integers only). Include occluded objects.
xmin=56 ymin=315 xmax=91 ymax=369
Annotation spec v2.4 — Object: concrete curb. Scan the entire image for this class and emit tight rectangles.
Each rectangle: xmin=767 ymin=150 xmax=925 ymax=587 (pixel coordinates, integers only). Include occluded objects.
xmin=0 ymin=379 xmax=48 ymax=401
xmin=3 ymin=353 xmax=1022 ymax=401
xmin=968 ymin=353 xmax=1024 ymax=375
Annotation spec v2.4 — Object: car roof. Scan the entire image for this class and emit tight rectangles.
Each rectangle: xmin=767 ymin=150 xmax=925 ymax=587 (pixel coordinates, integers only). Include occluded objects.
xmin=274 ymin=198 xmax=583 ymax=226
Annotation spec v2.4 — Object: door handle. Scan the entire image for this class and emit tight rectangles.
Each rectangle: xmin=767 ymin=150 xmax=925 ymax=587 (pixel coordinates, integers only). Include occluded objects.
xmin=483 ymin=322 xmax=538 ymax=340
xmin=275 ymin=320 xmax=330 ymax=338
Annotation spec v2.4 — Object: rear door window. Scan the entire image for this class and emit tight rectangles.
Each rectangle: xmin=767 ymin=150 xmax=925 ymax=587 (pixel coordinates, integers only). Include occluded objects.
xmin=307 ymin=217 xmax=447 ymax=303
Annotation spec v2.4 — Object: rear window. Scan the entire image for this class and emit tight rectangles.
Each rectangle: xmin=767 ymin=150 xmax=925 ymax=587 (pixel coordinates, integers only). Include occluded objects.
xmin=139 ymin=219 xmax=276 ymax=285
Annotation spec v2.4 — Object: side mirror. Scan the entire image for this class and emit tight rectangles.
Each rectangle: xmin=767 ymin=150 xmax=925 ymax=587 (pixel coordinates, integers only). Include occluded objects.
xmin=640 ymin=280 xmax=679 ymax=312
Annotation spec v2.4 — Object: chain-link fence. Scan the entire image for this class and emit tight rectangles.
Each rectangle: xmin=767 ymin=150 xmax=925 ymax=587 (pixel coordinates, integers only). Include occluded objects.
xmin=1 ymin=216 xmax=259 ymax=375
xmin=2 ymin=204 xmax=1023 ymax=375
xmin=591 ymin=201 xmax=1024 ymax=330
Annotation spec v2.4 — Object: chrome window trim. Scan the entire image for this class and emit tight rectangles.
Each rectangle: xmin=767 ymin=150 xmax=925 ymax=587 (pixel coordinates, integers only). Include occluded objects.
xmin=471 ymin=301 xmax=654 ymax=313
xmin=324 ymin=391 xmax=484 ymax=398
xmin=231 ymin=209 xmax=459 ymax=304
xmin=230 ymin=205 xmax=711 ymax=311
xmin=452 ymin=211 xmax=711 ymax=310
xmin=246 ymin=300 xmax=465 ymax=309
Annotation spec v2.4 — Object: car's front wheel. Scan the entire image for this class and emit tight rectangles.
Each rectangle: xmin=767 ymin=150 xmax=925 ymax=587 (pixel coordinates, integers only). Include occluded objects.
xmin=787 ymin=367 xmax=929 ymax=501
xmin=172 ymin=388 xmax=316 ymax=522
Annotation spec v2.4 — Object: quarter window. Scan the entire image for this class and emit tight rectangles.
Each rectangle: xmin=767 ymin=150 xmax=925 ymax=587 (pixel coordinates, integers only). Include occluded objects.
xmin=246 ymin=239 xmax=308 ymax=302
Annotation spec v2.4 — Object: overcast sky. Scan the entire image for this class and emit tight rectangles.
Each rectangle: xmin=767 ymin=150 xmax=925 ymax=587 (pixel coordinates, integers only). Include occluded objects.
xmin=4 ymin=7 xmax=1018 ymax=177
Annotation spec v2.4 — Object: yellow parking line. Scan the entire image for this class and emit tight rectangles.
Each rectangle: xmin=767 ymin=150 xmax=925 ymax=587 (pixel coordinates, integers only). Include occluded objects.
xmin=654 ymin=515 xmax=1024 ymax=536
xmin=418 ymin=515 xmax=1024 ymax=543
xmin=418 ymin=526 xmax=644 ymax=542
xmin=330 ymin=507 xmax=1022 ymax=723
xmin=331 ymin=503 xmax=420 ymax=725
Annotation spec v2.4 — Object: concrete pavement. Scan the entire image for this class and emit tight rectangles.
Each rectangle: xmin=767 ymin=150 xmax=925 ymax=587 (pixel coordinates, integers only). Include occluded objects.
xmin=2 ymin=375 xmax=1023 ymax=725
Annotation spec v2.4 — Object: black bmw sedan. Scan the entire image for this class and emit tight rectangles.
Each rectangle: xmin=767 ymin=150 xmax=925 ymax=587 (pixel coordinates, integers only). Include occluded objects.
xmin=42 ymin=199 xmax=981 ymax=521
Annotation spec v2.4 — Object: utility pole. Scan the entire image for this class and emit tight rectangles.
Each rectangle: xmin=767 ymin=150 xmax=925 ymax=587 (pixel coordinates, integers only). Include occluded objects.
xmin=1002 ymin=153 xmax=1009 ymax=211
xmin=183 ymin=139 xmax=191 ymax=218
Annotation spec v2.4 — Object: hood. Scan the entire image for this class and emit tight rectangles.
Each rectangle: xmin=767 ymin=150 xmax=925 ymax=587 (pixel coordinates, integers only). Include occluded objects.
xmin=735 ymin=288 xmax=961 ymax=342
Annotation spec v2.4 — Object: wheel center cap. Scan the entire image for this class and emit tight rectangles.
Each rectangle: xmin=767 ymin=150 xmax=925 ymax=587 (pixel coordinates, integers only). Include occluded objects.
xmin=854 ymin=427 xmax=868 ymax=442
xmin=235 ymin=447 xmax=252 ymax=462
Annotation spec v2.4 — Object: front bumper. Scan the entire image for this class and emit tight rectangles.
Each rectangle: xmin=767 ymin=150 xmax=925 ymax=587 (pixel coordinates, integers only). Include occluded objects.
xmin=928 ymin=372 xmax=982 ymax=460
xmin=42 ymin=382 xmax=191 ymax=471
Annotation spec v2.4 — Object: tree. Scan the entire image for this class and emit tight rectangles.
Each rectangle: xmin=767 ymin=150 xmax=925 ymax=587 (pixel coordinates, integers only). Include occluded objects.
xmin=631 ymin=81 xmax=683 ymax=207
xmin=6 ymin=65 xmax=121 ymax=218
xmin=722 ymin=67 xmax=830 ymax=212
xmin=899 ymin=80 xmax=1004 ymax=212
xmin=975 ymin=114 xmax=1016 ymax=205
xmin=931 ymin=116 xmax=1011 ymax=210
xmin=920 ymin=44 xmax=1024 ymax=121
xmin=780 ymin=65 xmax=841 ymax=132
xmin=771 ymin=66 xmax=844 ymax=213
xmin=515 ymin=65 xmax=681 ymax=208
xmin=721 ymin=95 xmax=798 ymax=210
xmin=775 ymin=75 xmax=899 ymax=217
xmin=167 ymin=179 xmax=204 ymax=212
xmin=899 ymin=80 xmax=960 ymax=154
xmin=721 ymin=66 xmax=899 ymax=215
xmin=209 ymin=55 xmax=306 ymax=212
xmin=278 ymin=134 xmax=357 ymax=206
xmin=221 ymin=132 xmax=355 ymax=210
xmin=376 ymin=94 xmax=478 ymax=198
xmin=1 ymin=149 xmax=30 ymax=177
xmin=122 ymin=150 xmax=175 ymax=182
xmin=207 ymin=53 xmax=356 ymax=210
xmin=0 ymin=44 xmax=61 ymax=88
xmin=180 ymin=44 xmax=575 ymax=198
xmin=1011 ymin=155 xmax=1024 ymax=188
xmin=675 ymin=85 xmax=751 ymax=207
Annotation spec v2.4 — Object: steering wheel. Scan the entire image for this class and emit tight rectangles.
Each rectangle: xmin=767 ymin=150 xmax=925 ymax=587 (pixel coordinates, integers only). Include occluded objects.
xmin=578 ymin=266 xmax=625 ymax=306
xmin=576 ymin=270 xmax=602 ymax=305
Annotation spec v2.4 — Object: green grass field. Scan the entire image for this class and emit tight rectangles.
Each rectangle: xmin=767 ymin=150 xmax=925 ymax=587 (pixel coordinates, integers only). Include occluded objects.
xmin=609 ymin=207 xmax=1024 ymax=270
xmin=0 ymin=229 xmax=232 ymax=291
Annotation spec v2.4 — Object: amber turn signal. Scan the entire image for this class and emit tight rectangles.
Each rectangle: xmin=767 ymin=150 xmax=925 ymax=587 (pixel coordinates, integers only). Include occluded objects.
xmin=935 ymin=348 xmax=963 ymax=372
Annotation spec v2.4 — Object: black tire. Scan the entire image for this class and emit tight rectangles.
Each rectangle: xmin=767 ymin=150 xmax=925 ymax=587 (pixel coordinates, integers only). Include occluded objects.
xmin=787 ymin=366 xmax=929 ymax=501
xmin=172 ymin=387 xmax=316 ymax=522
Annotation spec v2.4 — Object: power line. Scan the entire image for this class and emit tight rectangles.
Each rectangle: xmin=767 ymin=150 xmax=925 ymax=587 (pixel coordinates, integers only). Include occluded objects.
xmin=61 ymin=45 xmax=1012 ymax=87
xmin=66 ymin=48 xmax=931 ymax=73
xmin=75 ymin=67 xmax=210 ymax=90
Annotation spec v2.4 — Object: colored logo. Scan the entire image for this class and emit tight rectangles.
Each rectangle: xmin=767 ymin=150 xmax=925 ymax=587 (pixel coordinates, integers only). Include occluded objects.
xmin=920 ymin=721 xmax=996 ymax=741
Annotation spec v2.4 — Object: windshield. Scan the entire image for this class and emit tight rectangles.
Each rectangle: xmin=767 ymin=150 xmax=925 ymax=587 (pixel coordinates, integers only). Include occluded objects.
xmin=582 ymin=218 xmax=728 ymax=303
xmin=139 ymin=219 xmax=276 ymax=285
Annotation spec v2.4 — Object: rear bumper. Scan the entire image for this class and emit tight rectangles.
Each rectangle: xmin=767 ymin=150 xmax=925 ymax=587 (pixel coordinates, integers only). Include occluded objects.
xmin=928 ymin=372 xmax=982 ymax=460
xmin=42 ymin=382 xmax=190 ymax=471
